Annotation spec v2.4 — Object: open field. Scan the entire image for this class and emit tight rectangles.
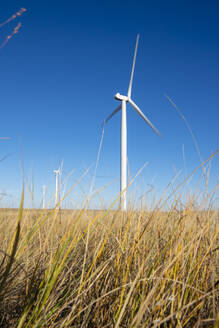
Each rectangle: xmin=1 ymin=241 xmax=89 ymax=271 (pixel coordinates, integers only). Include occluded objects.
xmin=0 ymin=203 xmax=218 ymax=327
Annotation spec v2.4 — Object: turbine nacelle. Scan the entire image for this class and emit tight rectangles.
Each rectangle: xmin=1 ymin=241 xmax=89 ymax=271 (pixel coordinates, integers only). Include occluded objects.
xmin=114 ymin=93 xmax=128 ymax=101
xmin=54 ymin=170 xmax=60 ymax=174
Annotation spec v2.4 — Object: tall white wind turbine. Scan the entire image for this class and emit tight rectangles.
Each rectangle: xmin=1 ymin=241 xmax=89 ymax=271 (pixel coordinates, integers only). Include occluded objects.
xmin=103 ymin=34 xmax=160 ymax=211
xmin=54 ymin=168 xmax=60 ymax=208
xmin=53 ymin=161 xmax=63 ymax=209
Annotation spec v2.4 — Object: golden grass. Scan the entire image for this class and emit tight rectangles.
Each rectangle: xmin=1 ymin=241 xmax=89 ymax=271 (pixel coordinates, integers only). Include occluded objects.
xmin=0 ymin=199 xmax=218 ymax=327
xmin=0 ymin=7 xmax=26 ymax=49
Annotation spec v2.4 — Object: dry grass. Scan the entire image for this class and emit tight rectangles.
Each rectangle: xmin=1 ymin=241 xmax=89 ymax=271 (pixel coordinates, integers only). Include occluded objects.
xmin=0 ymin=7 xmax=26 ymax=49
xmin=0 ymin=197 xmax=218 ymax=327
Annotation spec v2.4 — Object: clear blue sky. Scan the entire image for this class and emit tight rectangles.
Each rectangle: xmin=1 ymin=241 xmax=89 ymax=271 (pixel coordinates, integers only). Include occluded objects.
xmin=0 ymin=0 xmax=219 ymax=209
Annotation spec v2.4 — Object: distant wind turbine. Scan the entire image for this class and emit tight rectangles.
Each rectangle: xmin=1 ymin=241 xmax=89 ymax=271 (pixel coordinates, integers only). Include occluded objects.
xmin=103 ymin=34 xmax=161 ymax=211
xmin=54 ymin=168 xmax=60 ymax=208
xmin=54 ymin=161 xmax=63 ymax=208
xmin=42 ymin=185 xmax=46 ymax=209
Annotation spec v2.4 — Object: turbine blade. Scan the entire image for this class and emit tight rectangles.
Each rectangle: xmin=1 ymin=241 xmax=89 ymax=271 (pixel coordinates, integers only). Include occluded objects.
xmin=102 ymin=104 xmax=122 ymax=126
xmin=127 ymin=34 xmax=139 ymax=99
xmin=128 ymin=98 xmax=161 ymax=136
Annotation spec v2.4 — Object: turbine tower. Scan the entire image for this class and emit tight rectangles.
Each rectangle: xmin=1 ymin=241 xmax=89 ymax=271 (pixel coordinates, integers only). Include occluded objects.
xmin=42 ymin=185 xmax=46 ymax=209
xmin=103 ymin=35 xmax=161 ymax=211
xmin=54 ymin=161 xmax=63 ymax=209
xmin=54 ymin=168 xmax=60 ymax=208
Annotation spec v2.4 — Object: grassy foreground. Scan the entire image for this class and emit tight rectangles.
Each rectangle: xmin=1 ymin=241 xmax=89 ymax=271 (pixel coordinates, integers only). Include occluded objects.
xmin=0 ymin=202 xmax=218 ymax=327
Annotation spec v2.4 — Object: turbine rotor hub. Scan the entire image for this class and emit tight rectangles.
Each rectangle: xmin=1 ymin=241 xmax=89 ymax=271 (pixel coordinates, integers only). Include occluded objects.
xmin=114 ymin=93 xmax=128 ymax=101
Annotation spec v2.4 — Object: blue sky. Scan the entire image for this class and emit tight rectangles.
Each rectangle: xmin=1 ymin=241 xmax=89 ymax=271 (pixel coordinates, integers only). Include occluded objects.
xmin=0 ymin=0 xmax=219 ymax=209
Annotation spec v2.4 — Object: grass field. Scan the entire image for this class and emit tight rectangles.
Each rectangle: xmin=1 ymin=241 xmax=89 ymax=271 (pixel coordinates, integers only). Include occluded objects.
xmin=0 ymin=192 xmax=218 ymax=327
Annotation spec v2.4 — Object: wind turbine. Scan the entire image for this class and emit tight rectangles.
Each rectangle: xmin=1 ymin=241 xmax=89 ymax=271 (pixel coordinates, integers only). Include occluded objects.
xmin=103 ymin=34 xmax=161 ymax=211
xmin=54 ymin=168 xmax=60 ymax=208
xmin=54 ymin=161 xmax=63 ymax=209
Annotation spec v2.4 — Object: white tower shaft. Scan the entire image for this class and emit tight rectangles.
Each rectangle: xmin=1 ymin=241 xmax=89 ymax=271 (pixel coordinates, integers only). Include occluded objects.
xmin=121 ymin=99 xmax=127 ymax=211
xmin=55 ymin=172 xmax=59 ymax=208
xmin=42 ymin=185 xmax=46 ymax=209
